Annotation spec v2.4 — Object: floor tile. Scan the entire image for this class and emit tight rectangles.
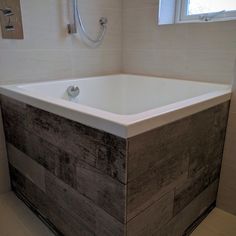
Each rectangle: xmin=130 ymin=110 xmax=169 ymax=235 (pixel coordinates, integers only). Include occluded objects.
xmin=191 ymin=208 xmax=236 ymax=236
xmin=0 ymin=191 xmax=54 ymax=236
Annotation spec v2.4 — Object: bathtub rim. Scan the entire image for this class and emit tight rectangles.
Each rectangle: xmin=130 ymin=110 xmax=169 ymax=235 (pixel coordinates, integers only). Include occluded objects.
xmin=0 ymin=74 xmax=232 ymax=138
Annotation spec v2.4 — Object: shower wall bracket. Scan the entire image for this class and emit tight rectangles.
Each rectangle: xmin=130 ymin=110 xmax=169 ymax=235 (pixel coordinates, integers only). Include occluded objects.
xmin=0 ymin=0 xmax=24 ymax=39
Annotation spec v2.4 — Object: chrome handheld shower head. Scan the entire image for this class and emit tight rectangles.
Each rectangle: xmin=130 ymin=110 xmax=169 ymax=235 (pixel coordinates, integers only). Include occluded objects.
xmin=68 ymin=0 xmax=108 ymax=48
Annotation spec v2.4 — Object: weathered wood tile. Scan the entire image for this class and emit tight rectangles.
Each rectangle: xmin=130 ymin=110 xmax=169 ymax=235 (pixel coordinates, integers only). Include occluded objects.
xmin=127 ymin=117 xmax=192 ymax=182
xmin=46 ymin=171 xmax=125 ymax=236
xmin=127 ymin=152 xmax=188 ymax=220
xmin=4 ymin=120 xmax=77 ymax=188
xmin=1 ymin=98 xmax=28 ymax=151
xmin=174 ymin=161 xmax=221 ymax=216
xmin=7 ymin=143 xmax=45 ymax=191
xmin=157 ymin=180 xmax=219 ymax=236
xmin=1 ymin=95 xmax=127 ymax=184
xmin=76 ymin=162 xmax=126 ymax=222
xmin=2 ymin=95 xmax=126 ymax=222
xmin=1 ymin=95 xmax=28 ymax=124
xmin=5 ymin=123 xmax=125 ymax=222
xmin=27 ymin=105 xmax=126 ymax=183
xmin=10 ymin=161 xmax=125 ymax=235
xmin=47 ymin=202 xmax=94 ymax=236
xmin=188 ymin=102 xmax=229 ymax=177
xmin=127 ymin=191 xmax=174 ymax=236
xmin=127 ymin=102 xmax=229 ymax=223
xmin=127 ymin=102 xmax=229 ymax=183
xmin=187 ymin=134 xmax=223 ymax=178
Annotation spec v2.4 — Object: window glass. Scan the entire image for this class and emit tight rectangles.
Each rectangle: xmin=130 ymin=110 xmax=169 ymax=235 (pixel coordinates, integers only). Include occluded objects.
xmin=187 ymin=0 xmax=236 ymax=15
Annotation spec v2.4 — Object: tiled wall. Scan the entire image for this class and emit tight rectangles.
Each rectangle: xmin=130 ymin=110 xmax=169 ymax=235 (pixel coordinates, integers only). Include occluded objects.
xmin=0 ymin=0 xmax=122 ymax=85
xmin=123 ymin=0 xmax=236 ymax=84
xmin=217 ymin=73 xmax=236 ymax=216
xmin=2 ymin=0 xmax=235 ymax=86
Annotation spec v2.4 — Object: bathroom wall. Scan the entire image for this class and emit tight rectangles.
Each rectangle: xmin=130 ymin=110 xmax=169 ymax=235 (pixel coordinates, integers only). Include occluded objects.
xmin=0 ymin=0 xmax=122 ymax=192
xmin=0 ymin=0 xmax=123 ymax=85
xmin=217 ymin=70 xmax=236 ymax=216
xmin=123 ymin=0 xmax=236 ymax=84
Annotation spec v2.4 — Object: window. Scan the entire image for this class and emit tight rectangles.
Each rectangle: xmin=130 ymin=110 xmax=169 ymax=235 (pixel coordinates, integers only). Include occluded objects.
xmin=176 ymin=0 xmax=236 ymax=23
xmin=158 ymin=0 xmax=236 ymax=25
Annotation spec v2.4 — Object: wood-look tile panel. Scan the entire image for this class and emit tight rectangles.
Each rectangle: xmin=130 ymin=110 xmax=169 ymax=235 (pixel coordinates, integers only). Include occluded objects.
xmin=188 ymin=102 xmax=230 ymax=177
xmin=7 ymin=143 xmax=45 ymax=192
xmin=9 ymin=165 xmax=94 ymax=236
xmin=6 ymin=137 xmax=126 ymax=222
xmin=128 ymin=102 xmax=229 ymax=183
xmin=76 ymin=162 xmax=125 ymax=222
xmin=27 ymin=105 xmax=126 ymax=183
xmin=10 ymin=165 xmax=125 ymax=236
xmin=157 ymin=180 xmax=219 ymax=236
xmin=127 ymin=191 xmax=174 ymax=236
xmin=127 ymin=152 xmax=188 ymax=220
xmin=46 ymin=171 xmax=125 ymax=236
xmin=174 ymin=162 xmax=221 ymax=216
xmin=1 ymin=96 xmax=126 ymax=223
xmin=127 ymin=103 xmax=229 ymax=221
xmin=128 ymin=116 xmax=192 ymax=182
xmin=1 ymin=95 xmax=230 ymax=236
xmin=1 ymin=95 xmax=126 ymax=184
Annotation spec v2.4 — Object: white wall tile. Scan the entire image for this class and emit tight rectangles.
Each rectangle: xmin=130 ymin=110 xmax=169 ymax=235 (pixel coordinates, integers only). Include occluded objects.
xmin=72 ymin=49 xmax=122 ymax=78
xmin=0 ymin=49 xmax=73 ymax=84
xmin=123 ymin=0 xmax=236 ymax=84
xmin=0 ymin=0 xmax=123 ymax=83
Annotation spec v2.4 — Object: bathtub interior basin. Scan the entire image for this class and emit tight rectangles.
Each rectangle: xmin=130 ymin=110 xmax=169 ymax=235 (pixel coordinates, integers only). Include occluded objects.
xmin=15 ymin=74 xmax=230 ymax=115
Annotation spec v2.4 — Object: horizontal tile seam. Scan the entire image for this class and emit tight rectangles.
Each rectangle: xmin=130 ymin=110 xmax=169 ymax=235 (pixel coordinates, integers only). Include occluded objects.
xmin=126 ymin=191 xmax=174 ymax=223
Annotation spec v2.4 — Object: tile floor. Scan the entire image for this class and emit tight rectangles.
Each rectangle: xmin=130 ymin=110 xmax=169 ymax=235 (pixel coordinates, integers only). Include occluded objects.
xmin=0 ymin=192 xmax=235 ymax=236
xmin=0 ymin=191 xmax=54 ymax=236
xmin=191 ymin=208 xmax=236 ymax=236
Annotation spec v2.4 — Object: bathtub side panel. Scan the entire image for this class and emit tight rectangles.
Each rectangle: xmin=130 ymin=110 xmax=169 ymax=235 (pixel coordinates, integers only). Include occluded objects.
xmin=127 ymin=102 xmax=230 ymax=235
xmin=1 ymin=95 xmax=127 ymax=236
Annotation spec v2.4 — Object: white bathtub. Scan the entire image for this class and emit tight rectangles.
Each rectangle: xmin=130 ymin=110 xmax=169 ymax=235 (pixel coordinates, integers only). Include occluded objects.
xmin=0 ymin=74 xmax=231 ymax=138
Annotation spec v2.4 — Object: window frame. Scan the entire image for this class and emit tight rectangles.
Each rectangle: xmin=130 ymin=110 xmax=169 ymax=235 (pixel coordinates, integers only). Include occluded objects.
xmin=175 ymin=0 xmax=236 ymax=23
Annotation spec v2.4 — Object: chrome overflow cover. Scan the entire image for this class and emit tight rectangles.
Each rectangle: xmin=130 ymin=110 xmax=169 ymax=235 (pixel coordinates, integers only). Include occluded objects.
xmin=67 ymin=85 xmax=80 ymax=98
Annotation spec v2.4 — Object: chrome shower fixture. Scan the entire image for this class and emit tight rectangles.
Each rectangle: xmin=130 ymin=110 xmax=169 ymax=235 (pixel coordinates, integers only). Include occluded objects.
xmin=68 ymin=0 xmax=108 ymax=48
